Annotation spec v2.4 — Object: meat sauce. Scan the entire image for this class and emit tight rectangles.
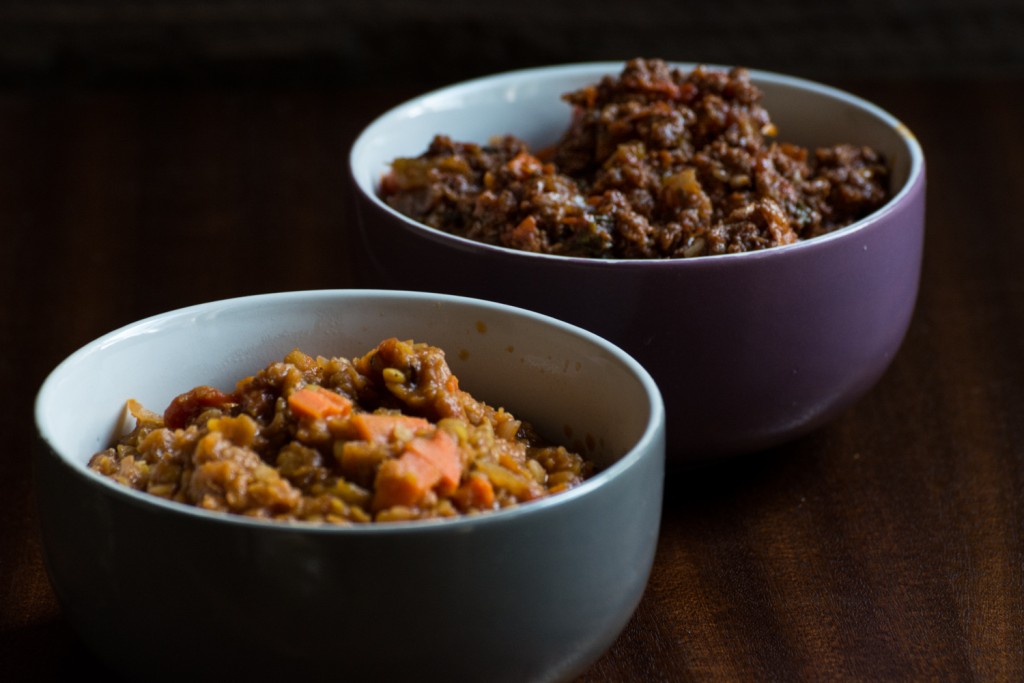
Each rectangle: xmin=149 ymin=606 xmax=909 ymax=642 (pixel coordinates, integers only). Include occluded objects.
xmin=381 ymin=58 xmax=889 ymax=259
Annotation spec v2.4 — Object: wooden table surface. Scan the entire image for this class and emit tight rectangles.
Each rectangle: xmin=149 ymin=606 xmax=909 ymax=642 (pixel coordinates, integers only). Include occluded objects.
xmin=1 ymin=76 xmax=1022 ymax=681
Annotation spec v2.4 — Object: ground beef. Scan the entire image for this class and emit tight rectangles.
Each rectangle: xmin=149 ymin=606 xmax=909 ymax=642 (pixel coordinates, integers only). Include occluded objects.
xmin=88 ymin=339 xmax=594 ymax=524
xmin=380 ymin=58 xmax=890 ymax=259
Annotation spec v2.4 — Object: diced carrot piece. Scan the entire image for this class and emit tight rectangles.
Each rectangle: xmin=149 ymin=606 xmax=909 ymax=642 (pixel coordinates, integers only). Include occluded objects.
xmin=404 ymin=429 xmax=461 ymax=495
xmin=351 ymin=413 xmax=431 ymax=443
xmin=370 ymin=429 xmax=463 ymax=511
xmin=288 ymin=387 xmax=353 ymax=420
xmin=372 ymin=453 xmax=440 ymax=511
xmin=453 ymin=473 xmax=495 ymax=511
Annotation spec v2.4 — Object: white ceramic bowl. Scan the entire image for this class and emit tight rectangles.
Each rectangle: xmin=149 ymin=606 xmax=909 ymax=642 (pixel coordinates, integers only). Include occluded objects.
xmin=34 ymin=290 xmax=665 ymax=683
xmin=349 ymin=62 xmax=926 ymax=460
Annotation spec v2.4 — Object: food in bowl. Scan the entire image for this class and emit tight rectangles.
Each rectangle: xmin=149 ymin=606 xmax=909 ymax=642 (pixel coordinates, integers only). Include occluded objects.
xmin=35 ymin=290 xmax=665 ymax=682
xmin=380 ymin=58 xmax=890 ymax=258
xmin=89 ymin=338 xmax=594 ymax=523
xmin=349 ymin=61 xmax=925 ymax=458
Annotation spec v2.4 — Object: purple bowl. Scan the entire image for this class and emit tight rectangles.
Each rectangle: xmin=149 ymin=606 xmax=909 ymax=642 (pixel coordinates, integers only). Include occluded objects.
xmin=349 ymin=62 xmax=926 ymax=460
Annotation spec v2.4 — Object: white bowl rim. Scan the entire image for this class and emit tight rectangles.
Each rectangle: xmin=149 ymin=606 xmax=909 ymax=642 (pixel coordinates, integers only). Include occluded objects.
xmin=349 ymin=60 xmax=926 ymax=266
xmin=34 ymin=288 xmax=665 ymax=535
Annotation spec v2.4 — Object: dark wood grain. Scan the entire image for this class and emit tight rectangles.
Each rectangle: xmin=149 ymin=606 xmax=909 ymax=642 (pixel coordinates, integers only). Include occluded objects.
xmin=2 ymin=78 xmax=1022 ymax=682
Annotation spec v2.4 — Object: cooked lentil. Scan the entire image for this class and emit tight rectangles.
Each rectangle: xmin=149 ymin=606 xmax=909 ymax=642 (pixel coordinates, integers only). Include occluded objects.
xmin=380 ymin=58 xmax=890 ymax=258
xmin=88 ymin=339 xmax=594 ymax=523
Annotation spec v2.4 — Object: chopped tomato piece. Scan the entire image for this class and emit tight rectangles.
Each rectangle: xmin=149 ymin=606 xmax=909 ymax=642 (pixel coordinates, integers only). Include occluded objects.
xmin=164 ymin=386 xmax=235 ymax=429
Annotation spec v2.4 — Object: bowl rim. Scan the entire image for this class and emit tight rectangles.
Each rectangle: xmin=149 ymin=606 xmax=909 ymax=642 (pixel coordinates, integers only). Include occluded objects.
xmin=349 ymin=60 xmax=926 ymax=266
xmin=34 ymin=288 xmax=665 ymax=535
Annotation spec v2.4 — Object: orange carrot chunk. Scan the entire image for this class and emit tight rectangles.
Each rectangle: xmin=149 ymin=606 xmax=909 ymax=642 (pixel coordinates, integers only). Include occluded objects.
xmin=288 ymin=387 xmax=353 ymax=420
xmin=372 ymin=453 xmax=440 ymax=511
xmin=453 ymin=473 xmax=495 ymax=511
xmin=351 ymin=413 xmax=431 ymax=443
xmin=404 ymin=429 xmax=462 ymax=495
xmin=371 ymin=430 xmax=463 ymax=510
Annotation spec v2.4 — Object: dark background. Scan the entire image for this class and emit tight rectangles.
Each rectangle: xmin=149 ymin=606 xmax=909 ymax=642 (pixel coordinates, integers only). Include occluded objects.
xmin=1 ymin=0 xmax=1021 ymax=88
xmin=3 ymin=3 xmax=1024 ymax=681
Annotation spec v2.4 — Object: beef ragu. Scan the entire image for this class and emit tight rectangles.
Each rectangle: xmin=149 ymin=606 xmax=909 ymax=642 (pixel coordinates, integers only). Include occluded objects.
xmin=381 ymin=58 xmax=889 ymax=259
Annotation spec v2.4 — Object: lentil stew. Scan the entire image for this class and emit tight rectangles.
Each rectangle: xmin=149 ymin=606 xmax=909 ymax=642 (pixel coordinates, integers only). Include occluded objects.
xmin=88 ymin=338 xmax=594 ymax=523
